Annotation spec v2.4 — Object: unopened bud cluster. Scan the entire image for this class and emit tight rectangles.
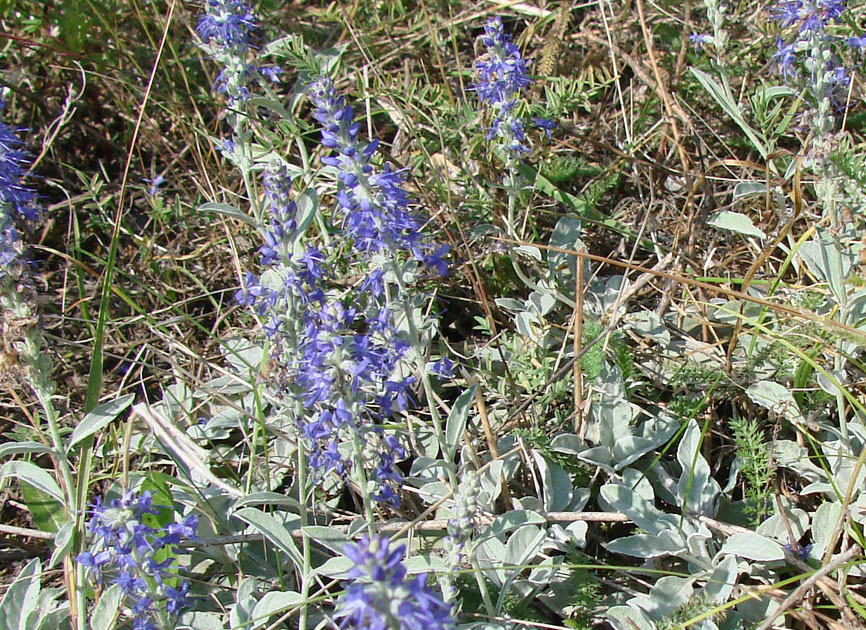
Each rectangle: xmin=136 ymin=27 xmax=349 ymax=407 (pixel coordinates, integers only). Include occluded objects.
xmin=445 ymin=469 xmax=481 ymax=567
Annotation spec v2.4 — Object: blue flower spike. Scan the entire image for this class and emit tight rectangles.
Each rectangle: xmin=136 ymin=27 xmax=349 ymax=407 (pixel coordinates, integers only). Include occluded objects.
xmin=336 ymin=535 xmax=455 ymax=630
xmin=75 ymin=490 xmax=198 ymax=629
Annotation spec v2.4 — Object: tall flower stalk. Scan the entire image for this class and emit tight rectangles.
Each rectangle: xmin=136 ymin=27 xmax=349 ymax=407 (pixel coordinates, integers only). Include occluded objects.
xmin=307 ymin=76 xmax=454 ymax=495
xmin=473 ymin=17 xmax=532 ymax=166
xmin=0 ymin=100 xmax=93 ymax=628
xmin=196 ymin=0 xmax=282 ymax=223
xmin=236 ymin=77 xmax=451 ymax=514
xmin=768 ymin=0 xmax=862 ymax=446
xmin=473 ymin=17 xmax=552 ymax=243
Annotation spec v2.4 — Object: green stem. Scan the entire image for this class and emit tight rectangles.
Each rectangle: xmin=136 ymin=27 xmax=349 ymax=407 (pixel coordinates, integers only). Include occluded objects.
xmin=297 ymin=442 xmax=312 ymax=630
xmin=35 ymin=387 xmax=86 ymax=630
xmin=469 ymin=548 xmax=497 ymax=618
xmin=351 ymin=432 xmax=377 ymax=537
xmin=389 ymin=259 xmax=457 ymax=490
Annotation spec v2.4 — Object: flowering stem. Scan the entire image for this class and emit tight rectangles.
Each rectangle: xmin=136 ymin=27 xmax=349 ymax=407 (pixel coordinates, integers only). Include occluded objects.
xmin=37 ymin=387 xmax=87 ymax=629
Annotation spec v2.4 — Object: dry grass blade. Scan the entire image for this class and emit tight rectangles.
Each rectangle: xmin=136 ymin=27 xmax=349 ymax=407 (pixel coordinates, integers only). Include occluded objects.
xmin=133 ymin=402 xmax=243 ymax=498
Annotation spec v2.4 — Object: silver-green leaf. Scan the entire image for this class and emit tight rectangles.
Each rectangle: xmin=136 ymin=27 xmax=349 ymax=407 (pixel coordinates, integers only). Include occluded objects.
xmin=68 ymin=394 xmax=134 ymax=448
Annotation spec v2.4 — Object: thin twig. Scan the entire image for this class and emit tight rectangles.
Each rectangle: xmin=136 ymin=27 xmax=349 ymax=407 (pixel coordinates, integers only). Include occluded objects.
xmin=754 ymin=545 xmax=861 ymax=630
xmin=0 ymin=523 xmax=55 ymax=540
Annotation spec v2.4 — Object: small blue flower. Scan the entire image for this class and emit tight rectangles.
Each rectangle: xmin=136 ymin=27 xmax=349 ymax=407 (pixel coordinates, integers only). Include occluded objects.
xmin=817 ymin=0 xmax=844 ymax=22
xmin=143 ymin=174 xmax=165 ymax=196
xmin=533 ymin=117 xmax=556 ymax=140
xmin=799 ymin=11 xmax=825 ymax=33
xmin=783 ymin=542 xmax=813 ymax=560
xmin=422 ymin=243 xmax=450 ymax=277
xmin=259 ymin=65 xmax=283 ymax=83
xmin=371 ymin=435 xmax=406 ymax=507
xmin=164 ymin=581 xmax=191 ymax=615
xmin=430 ymin=358 xmax=454 ymax=379
xmin=689 ymin=33 xmax=712 ymax=50
xmin=76 ymin=550 xmax=112 ymax=582
xmin=769 ymin=0 xmax=803 ymax=26
xmin=772 ymin=37 xmax=798 ymax=80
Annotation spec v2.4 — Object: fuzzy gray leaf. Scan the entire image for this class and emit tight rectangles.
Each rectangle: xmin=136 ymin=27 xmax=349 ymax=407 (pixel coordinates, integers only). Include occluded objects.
xmin=91 ymin=584 xmax=123 ymax=630
xmin=600 ymin=483 xmax=669 ymax=535
xmin=606 ymin=531 xmax=686 ymax=558
xmin=69 ymin=394 xmax=134 ymax=449
xmin=0 ymin=559 xmax=41 ymax=630
xmin=719 ymin=532 xmax=785 ymax=561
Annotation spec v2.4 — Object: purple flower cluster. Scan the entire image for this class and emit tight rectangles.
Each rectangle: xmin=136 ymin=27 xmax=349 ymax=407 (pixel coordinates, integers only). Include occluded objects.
xmin=335 ymin=535 xmax=454 ymax=630
xmin=195 ymin=0 xmax=255 ymax=53
xmin=237 ymin=76 xmax=455 ymax=508
xmin=473 ymin=17 xmax=531 ymax=156
xmin=474 ymin=18 xmax=530 ymax=105
xmin=290 ymin=298 xmax=414 ymax=506
xmin=0 ymin=101 xmax=40 ymax=277
xmin=769 ymin=0 xmax=843 ymax=31
xmin=236 ymin=161 xmax=409 ymax=506
xmin=76 ymin=490 xmax=198 ymax=630
xmin=235 ymin=164 xmax=325 ymax=324
xmin=196 ymin=0 xmax=282 ymax=104
xmin=473 ymin=17 xmax=553 ymax=157
xmin=308 ymin=77 xmax=449 ymax=271
xmin=768 ymin=0 xmax=857 ymax=122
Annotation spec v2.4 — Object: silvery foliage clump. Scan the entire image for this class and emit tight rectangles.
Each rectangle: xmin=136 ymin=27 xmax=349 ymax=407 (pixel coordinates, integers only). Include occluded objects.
xmin=609 ymin=0 xmax=866 ymax=627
